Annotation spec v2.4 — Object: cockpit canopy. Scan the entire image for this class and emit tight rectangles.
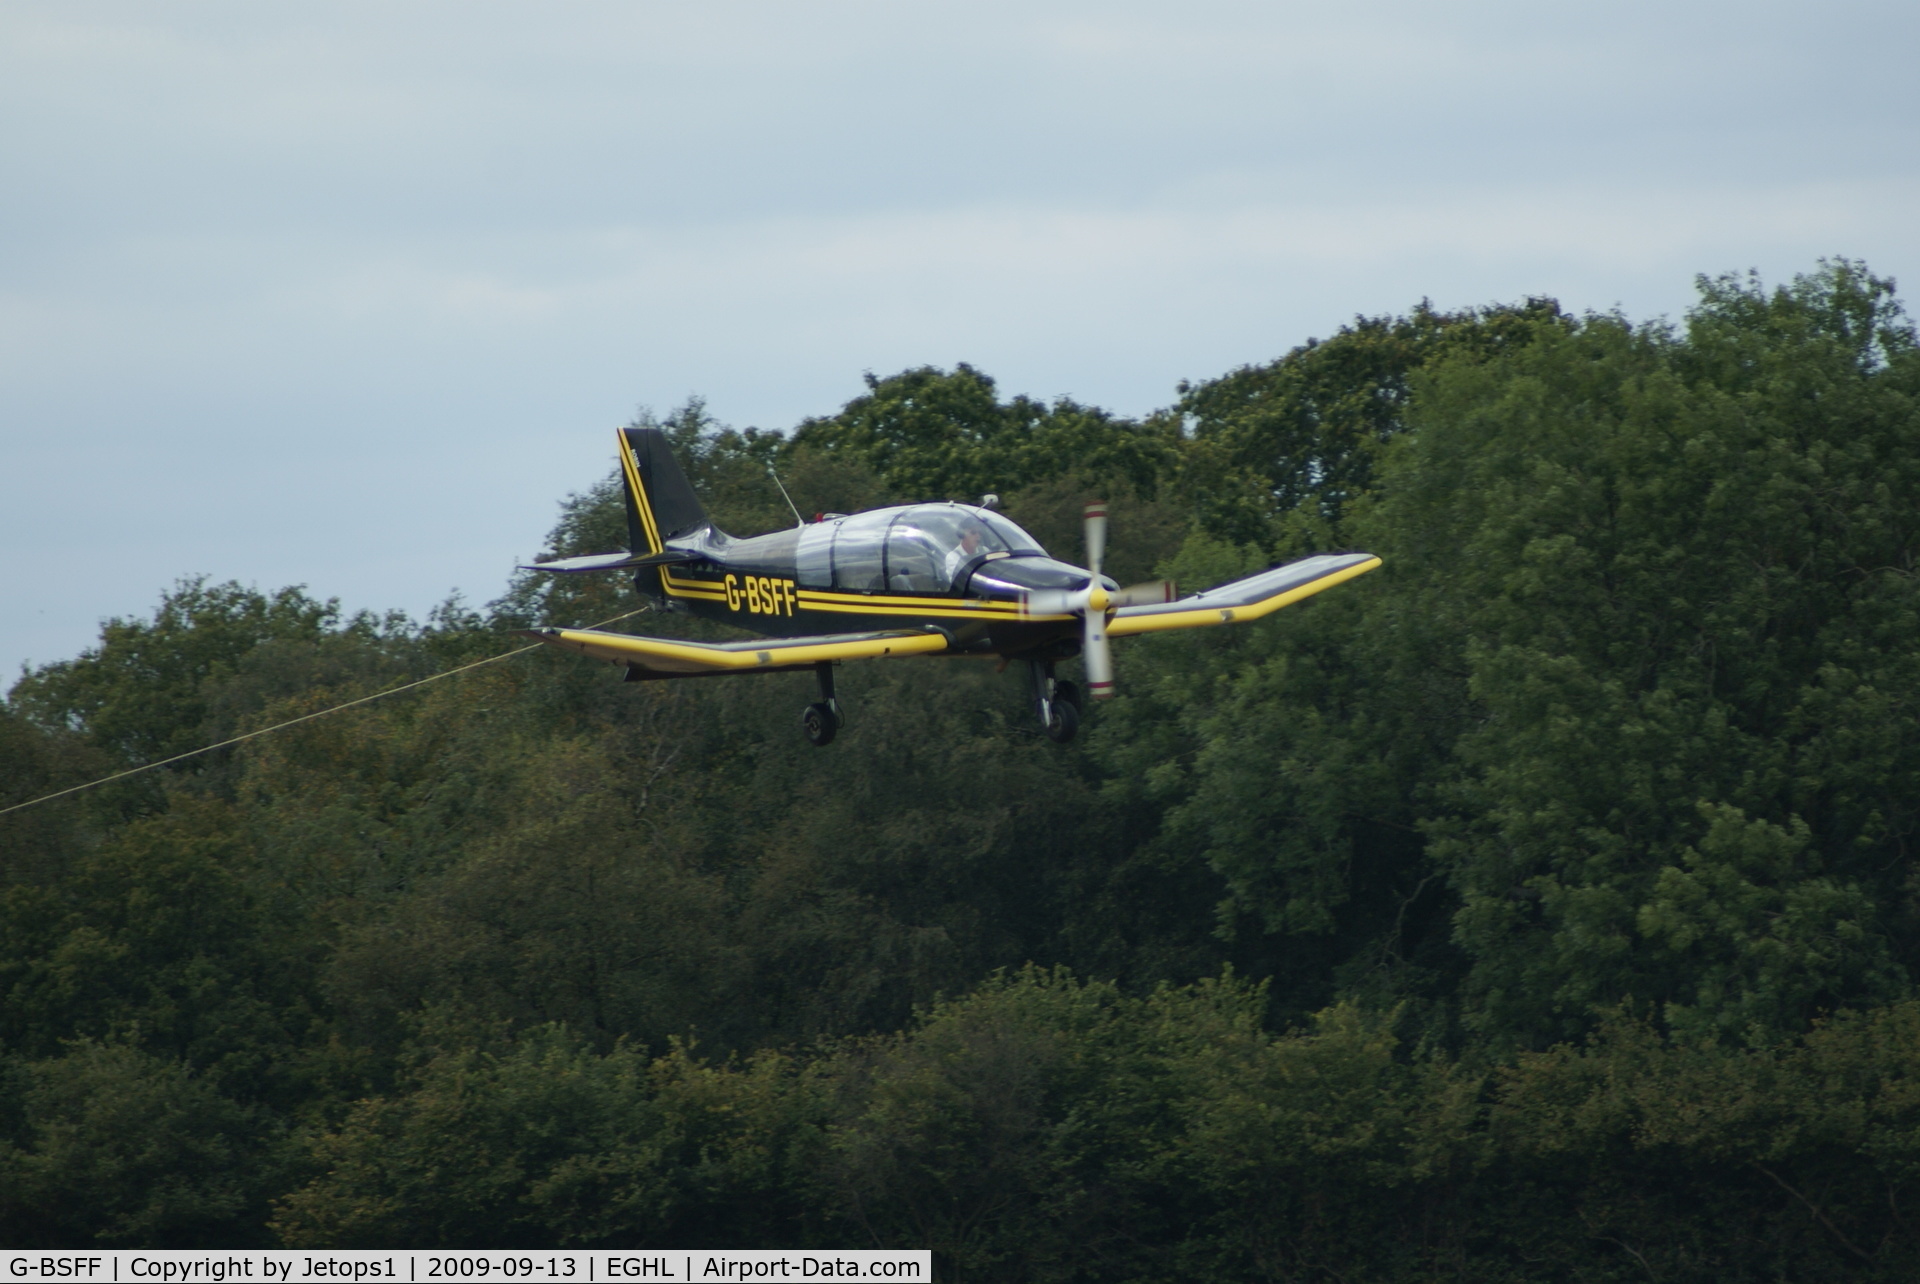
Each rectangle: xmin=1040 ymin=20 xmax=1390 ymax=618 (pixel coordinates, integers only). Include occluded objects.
xmin=796 ymin=505 xmax=1046 ymax=593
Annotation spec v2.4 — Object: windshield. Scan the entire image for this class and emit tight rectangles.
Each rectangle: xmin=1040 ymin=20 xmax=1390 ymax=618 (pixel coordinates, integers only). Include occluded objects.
xmin=794 ymin=505 xmax=1048 ymax=593
xmin=978 ymin=510 xmax=1046 ymax=556
xmin=887 ymin=506 xmax=1046 ymax=591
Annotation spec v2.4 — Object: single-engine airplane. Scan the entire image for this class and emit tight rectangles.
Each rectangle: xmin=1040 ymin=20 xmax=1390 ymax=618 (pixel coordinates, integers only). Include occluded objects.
xmin=520 ymin=428 xmax=1380 ymax=746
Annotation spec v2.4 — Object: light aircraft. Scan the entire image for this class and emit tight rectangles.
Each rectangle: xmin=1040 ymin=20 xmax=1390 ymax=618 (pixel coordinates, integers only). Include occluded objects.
xmin=521 ymin=428 xmax=1380 ymax=746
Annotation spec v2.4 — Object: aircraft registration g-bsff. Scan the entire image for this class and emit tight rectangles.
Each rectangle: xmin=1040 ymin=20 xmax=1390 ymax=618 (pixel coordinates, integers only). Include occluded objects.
xmin=520 ymin=427 xmax=1381 ymax=746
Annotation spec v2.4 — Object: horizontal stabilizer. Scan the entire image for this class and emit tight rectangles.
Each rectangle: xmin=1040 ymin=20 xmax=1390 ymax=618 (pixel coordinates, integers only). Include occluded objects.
xmin=522 ymin=549 xmax=699 ymax=574
xmin=1108 ymin=553 xmax=1380 ymax=636
xmin=519 ymin=625 xmax=950 ymax=677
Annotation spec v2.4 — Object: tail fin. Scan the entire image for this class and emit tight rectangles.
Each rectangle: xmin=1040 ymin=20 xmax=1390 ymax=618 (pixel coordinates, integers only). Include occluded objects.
xmin=616 ymin=428 xmax=711 ymax=553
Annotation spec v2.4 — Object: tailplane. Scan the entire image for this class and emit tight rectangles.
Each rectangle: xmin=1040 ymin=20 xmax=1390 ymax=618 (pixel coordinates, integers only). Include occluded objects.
xmin=617 ymin=428 xmax=711 ymax=552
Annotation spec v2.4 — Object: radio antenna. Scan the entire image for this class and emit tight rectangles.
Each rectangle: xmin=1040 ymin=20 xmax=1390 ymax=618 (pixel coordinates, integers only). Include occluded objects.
xmin=767 ymin=463 xmax=805 ymax=528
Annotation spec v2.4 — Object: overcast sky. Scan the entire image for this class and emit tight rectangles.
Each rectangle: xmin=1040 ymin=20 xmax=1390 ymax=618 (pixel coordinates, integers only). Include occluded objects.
xmin=4 ymin=0 xmax=1917 ymax=681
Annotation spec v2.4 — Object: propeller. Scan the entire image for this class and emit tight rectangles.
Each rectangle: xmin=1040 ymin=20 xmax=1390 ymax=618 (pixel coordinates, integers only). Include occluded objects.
xmin=1020 ymin=501 xmax=1175 ymax=699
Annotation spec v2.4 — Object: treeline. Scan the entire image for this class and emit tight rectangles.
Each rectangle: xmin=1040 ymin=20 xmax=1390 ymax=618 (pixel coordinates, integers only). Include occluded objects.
xmin=3 ymin=261 xmax=1919 ymax=1279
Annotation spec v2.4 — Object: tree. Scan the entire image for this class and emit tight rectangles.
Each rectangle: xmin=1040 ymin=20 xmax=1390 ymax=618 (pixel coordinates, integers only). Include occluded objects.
xmin=0 ymin=796 xmax=316 ymax=1103
xmin=272 ymin=1027 xmax=829 ymax=1249
xmin=1175 ymin=298 xmax=1568 ymax=549
xmin=0 ymin=1041 xmax=277 ymax=1247
xmin=1387 ymin=260 xmax=1920 ymax=1047
xmin=8 ymin=580 xmax=353 ymax=767
xmin=791 ymin=365 xmax=1176 ymax=506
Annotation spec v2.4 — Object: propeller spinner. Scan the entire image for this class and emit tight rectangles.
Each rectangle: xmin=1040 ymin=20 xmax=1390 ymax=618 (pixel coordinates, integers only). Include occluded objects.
xmin=1020 ymin=501 xmax=1175 ymax=699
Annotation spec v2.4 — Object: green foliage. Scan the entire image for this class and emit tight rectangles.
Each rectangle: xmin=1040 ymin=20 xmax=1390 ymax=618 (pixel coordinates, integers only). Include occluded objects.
xmin=7 ymin=579 xmax=399 ymax=767
xmin=1385 ymin=260 xmax=1920 ymax=1047
xmin=272 ymin=1023 xmax=829 ymax=1249
xmin=270 ymin=974 xmax=1920 ymax=1278
xmin=0 ymin=1041 xmax=279 ymax=1247
xmin=0 ymin=706 xmax=107 ymax=886
xmin=823 ymin=969 xmax=1140 ymax=1278
xmin=790 ymin=365 xmax=1177 ymax=507
xmin=1095 ymin=260 xmax=1920 ymax=1048
xmin=1485 ymin=1003 xmax=1920 ymax=1278
xmin=1175 ymin=297 xmax=1569 ymax=548
xmin=0 ymin=797 xmax=317 ymax=1103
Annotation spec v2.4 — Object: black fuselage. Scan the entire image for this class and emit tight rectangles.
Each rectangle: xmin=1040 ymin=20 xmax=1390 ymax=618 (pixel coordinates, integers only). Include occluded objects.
xmin=636 ymin=503 xmax=1111 ymax=658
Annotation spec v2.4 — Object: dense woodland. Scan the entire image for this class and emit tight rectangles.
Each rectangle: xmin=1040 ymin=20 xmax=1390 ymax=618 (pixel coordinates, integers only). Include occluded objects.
xmin=5 ymin=260 xmax=1920 ymax=1279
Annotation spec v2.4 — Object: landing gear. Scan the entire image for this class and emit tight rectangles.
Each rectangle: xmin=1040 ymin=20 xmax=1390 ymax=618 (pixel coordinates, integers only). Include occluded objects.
xmin=802 ymin=702 xmax=840 ymax=746
xmin=1044 ymin=698 xmax=1079 ymax=743
xmin=1029 ymin=659 xmax=1080 ymax=744
xmin=802 ymin=662 xmax=843 ymax=747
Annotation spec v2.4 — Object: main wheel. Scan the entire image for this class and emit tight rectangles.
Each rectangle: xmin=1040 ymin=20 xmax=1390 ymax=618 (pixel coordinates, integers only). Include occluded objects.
xmin=801 ymin=702 xmax=840 ymax=747
xmin=1044 ymin=697 xmax=1079 ymax=744
xmin=1053 ymin=679 xmax=1082 ymax=711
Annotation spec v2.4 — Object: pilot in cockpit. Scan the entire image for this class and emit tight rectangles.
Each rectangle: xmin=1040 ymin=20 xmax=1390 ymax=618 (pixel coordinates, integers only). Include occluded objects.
xmin=943 ymin=524 xmax=985 ymax=584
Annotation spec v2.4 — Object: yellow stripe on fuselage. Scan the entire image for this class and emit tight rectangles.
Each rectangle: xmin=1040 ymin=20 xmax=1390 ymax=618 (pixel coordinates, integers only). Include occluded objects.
xmin=796 ymin=593 xmax=1037 ymax=618
xmin=793 ymin=599 xmax=1070 ymax=622
xmin=797 ymin=589 xmax=1020 ymax=611
xmin=661 ymin=574 xmax=726 ymax=599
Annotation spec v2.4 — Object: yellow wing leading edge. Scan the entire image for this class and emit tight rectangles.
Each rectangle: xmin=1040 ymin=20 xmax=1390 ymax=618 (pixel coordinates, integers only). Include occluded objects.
xmin=1107 ymin=553 xmax=1381 ymax=637
xmin=519 ymin=626 xmax=951 ymax=677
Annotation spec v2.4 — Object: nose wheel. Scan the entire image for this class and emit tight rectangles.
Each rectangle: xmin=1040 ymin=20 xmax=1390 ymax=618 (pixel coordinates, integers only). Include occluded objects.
xmin=1030 ymin=660 xmax=1081 ymax=743
xmin=802 ymin=662 xmax=843 ymax=747
xmin=802 ymin=701 xmax=840 ymax=746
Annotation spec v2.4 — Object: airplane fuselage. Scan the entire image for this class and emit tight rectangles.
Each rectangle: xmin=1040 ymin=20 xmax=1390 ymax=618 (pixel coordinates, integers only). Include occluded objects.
xmin=637 ymin=502 xmax=1111 ymax=658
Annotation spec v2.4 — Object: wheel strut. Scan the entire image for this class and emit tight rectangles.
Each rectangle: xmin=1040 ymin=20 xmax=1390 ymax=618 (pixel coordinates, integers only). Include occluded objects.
xmin=802 ymin=662 xmax=842 ymax=747
xmin=1028 ymin=658 xmax=1079 ymax=743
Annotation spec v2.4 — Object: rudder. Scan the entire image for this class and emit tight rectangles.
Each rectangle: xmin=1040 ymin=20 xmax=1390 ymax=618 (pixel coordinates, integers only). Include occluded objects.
xmin=617 ymin=428 xmax=711 ymax=553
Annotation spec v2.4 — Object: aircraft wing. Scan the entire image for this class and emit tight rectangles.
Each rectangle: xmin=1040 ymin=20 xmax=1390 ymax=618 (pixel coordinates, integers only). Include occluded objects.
xmin=1108 ymin=553 xmax=1381 ymax=637
xmin=518 ymin=625 xmax=950 ymax=677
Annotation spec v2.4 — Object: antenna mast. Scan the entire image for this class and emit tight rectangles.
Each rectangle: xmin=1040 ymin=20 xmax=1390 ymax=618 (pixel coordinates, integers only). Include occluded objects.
xmin=767 ymin=464 xmax=805 ymax=527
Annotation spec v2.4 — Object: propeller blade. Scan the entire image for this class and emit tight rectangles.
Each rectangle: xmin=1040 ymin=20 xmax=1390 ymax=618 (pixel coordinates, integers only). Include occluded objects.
xmin=1019 ymin=589 xmax=1083 ymax=618
xmin=1110 ymin=579 xmax=1177 ymax=608
xmin=1083 ymin=600 xmax=1115 ymax=698
xmin=1084 ymin=501 xmax=1108 ymax=579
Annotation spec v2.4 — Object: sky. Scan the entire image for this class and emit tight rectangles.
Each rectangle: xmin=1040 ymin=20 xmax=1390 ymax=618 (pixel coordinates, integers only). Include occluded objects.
xmin=4 ymin=0 xmax=1917 ymax=681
